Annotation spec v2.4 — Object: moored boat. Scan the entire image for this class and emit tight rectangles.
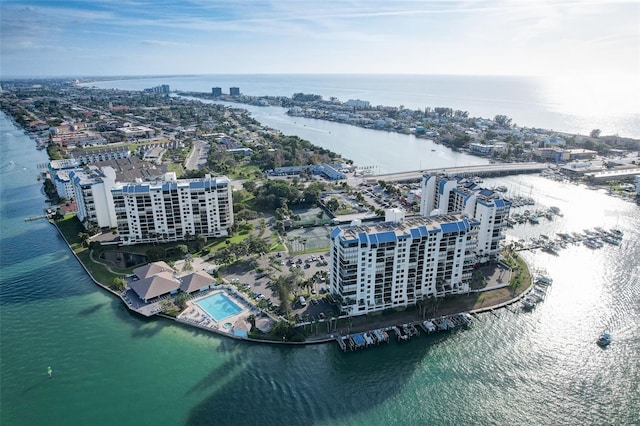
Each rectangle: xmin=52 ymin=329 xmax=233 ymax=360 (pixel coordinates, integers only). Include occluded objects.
xmin=584 ymin=237 xmax=603 ymax=249
xmin=596 ymin=333 xmax=612 ymax=347
xmin=541 ymin=242 xmax=559 ymax=255
xmin=534 ymin=274 xmax=553 ymax=285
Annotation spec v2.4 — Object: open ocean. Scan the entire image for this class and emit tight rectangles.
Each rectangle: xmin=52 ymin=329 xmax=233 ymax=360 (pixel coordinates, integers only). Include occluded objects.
xmin=2 ymin=73 xmax=640 ymax=425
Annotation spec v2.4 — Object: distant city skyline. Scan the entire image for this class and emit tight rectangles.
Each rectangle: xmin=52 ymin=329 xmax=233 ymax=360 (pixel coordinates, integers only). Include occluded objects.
xmin=1 ymin=0 xmax=638 ymax=79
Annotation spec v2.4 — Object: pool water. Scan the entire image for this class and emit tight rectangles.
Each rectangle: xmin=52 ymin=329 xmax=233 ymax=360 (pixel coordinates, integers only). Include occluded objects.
xmin=197 ymin=292 xmax=243 ymax=322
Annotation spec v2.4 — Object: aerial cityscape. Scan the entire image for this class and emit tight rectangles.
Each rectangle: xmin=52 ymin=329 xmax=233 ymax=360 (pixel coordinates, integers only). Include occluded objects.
xmin=1 ymin=1 xmax=639 ymax=425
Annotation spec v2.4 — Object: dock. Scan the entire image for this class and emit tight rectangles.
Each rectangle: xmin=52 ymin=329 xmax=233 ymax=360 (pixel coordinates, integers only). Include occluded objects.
xmin=336 ymin=328 xmax=390 ymax=351
xmin=335 ymin=312 xmax=475 ymax=352
xmin=24 ymin=214 xmax=48 ymax=221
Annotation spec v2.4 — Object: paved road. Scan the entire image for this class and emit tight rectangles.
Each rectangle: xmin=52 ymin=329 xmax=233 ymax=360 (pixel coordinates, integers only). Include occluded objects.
xmin=372 ymin=162 xmax=549 ymax=182
xmin=184 ymin=140 xmax=209 ymax=170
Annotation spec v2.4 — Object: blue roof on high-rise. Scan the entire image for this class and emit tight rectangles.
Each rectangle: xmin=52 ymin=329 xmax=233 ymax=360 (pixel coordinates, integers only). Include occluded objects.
xmin=440 ymin=220 xmax=469 ymax=234
xmin=330 ymin=227 xmax=342 ymax=239
xmin=439 ymin=180 xmax=449 ymax=194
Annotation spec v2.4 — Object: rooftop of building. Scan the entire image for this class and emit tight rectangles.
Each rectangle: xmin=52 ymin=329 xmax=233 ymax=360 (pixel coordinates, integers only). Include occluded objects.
xmin=111 ymin=173 xmax=230 ymax=192
xmin=334 ymin=214 xmax=477 ymax=242
xmin=50 ymin=158 xmax=80 ymax=170
xmin=71 ymin=146 xmax=130 ymax=157
xmin=70 ymin=165 xmax=116 ymax=185
xmin=585 ymin=167 xmax=640 ymax=179
xmin=424 ymin=174 xmax=510 ymax=206
xmin=93 ymin=156 xmax=167 ymax=182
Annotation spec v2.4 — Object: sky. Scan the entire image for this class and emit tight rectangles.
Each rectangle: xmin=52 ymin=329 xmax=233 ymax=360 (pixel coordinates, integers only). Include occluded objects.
xmin=0 ymin=0 xmax=639 ymax=78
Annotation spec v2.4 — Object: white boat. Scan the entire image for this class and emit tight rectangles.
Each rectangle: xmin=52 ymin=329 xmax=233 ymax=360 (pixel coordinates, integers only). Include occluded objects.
xmin=549 ymin=206 xmax=562 ymax=216
xmin=459 ymin=312 xmax=473 ymax=325
xmin=596 ymin=333 xmax=612 ymax=347
xmin=602 ymin=235 xmax=620 ymax=245
xmin=521 ymin=297 xmax=536 ymax=310
xmin=535 ymin=274 xmax=553 ymax=285
xmin=584 ymin=238 xmax=603 ymax=249
xmin=610 ymin=228 xmax=624 ymax=239
xmin=541 ymin=243 xmax=559 ymax=255
xmin=422 ymin=320 xmax=436 ymax=333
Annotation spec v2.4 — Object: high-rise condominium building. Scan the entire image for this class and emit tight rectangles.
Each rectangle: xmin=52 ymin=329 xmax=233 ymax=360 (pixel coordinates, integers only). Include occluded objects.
xmin=111 ymin=173 xmax=233 ymax=245
xmin=330 ymin=214 xmax=479 ymax=316
xmin=420 ymin=174 xmax=510 ymax=263
xmin=70 ymin=165 xmax=118 ymax=229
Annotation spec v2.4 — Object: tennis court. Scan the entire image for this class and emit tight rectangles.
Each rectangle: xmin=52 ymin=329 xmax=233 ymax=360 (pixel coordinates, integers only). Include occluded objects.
xmin=285 ymin=226 xmax=332 ymax=252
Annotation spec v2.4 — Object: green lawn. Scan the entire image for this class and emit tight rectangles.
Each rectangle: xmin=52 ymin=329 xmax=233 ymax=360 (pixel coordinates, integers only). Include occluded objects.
xmin=55 ymin=214 xmax=85 ymax=247
xmin=229 ymin=164 xmax=263 ymax=179
xmin=77 ymin=251 xmax=120 ymax=284
xmin=288 ymin=246 xmax=329 ymax=255
xmin=269 ymin=242 xmax=286 ymax=252
xmin=206 ymin=223 xmax=254 ymax=253
xmin=54 ymin=216 xmax=120 ymax=285
xmin=167 ymin=163 xmax=184 ymax=174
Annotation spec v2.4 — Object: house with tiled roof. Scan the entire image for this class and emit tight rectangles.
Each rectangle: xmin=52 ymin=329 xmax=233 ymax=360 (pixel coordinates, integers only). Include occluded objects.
xmin=179 ymin=270 xmax=215 ymax=294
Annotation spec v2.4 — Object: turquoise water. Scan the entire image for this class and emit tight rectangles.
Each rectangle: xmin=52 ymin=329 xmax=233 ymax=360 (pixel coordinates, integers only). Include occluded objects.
xmin=197 ymin=292 xmax=242 ymax=322
xmin=1 ymin=107 xmax=639 ymax=426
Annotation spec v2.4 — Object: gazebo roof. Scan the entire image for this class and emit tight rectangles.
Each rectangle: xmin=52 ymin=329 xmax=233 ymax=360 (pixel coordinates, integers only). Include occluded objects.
xmin=180 ymin=270 xmax=215 ymax=293
xmin=129 ymin=271 xmax=180 ymax=301
xmin=133 ymin=261 xmax=176 ymax=280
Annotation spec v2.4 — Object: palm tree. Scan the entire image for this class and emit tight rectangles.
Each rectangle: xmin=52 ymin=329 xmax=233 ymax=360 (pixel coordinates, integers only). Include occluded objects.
xmin=247 ymin=314 xmax=256 ymax=331
xmin=78 ymin=232 xmax=91 ymax=247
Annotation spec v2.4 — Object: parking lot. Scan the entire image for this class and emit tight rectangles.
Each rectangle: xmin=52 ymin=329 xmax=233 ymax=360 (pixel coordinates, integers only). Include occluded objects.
xmin=222 ymin=251 xmax=339 ymax=323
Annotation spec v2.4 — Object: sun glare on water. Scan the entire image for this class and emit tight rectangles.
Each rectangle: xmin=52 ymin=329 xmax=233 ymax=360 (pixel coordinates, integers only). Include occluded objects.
xmin=539 ymin=73 xmax=640 ymax=118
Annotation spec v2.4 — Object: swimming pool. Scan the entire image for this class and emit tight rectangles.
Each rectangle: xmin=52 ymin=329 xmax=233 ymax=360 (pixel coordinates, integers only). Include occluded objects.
xmin=197 ymin=292 xmax=243 ymax=322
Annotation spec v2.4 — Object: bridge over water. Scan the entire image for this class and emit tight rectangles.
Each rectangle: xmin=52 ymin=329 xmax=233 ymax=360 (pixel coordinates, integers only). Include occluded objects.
xmin=370 ymin=162 xmax=549 ymax=183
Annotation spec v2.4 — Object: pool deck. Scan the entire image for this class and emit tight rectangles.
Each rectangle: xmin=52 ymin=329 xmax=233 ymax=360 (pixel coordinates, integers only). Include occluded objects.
xmin=176 ymin=287 xmax=275 ymax=337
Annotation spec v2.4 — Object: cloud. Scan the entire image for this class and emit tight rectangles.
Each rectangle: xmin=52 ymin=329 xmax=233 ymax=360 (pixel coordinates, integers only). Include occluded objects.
xmin=141 ymin=40 xmax=191 ymax=47
xmin=1 ymin=0 xmax=637 ymax=77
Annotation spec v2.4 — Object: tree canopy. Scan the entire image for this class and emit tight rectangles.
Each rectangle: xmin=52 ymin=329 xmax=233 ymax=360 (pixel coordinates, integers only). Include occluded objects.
xmin=255 ymin=180 xmax=302 ymax=209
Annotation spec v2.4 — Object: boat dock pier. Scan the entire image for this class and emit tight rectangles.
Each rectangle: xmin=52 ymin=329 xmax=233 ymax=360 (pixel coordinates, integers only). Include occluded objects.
xmin=336 ymin=312 xmax=474 ymax=352
xmin=520 ymin=272 xmax=552 ymax=310
xmin=336 ymin=328 xmax=390 ymax=352
xmin=24 ymin=214 xmax=48 ymax=221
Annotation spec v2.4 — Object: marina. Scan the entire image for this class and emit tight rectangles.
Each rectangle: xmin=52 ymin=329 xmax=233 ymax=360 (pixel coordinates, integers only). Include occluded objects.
xmin=510 ymin=227 xmax=624 ymax=254
xmin=336 ymin=312 xmax=475 ymax=352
